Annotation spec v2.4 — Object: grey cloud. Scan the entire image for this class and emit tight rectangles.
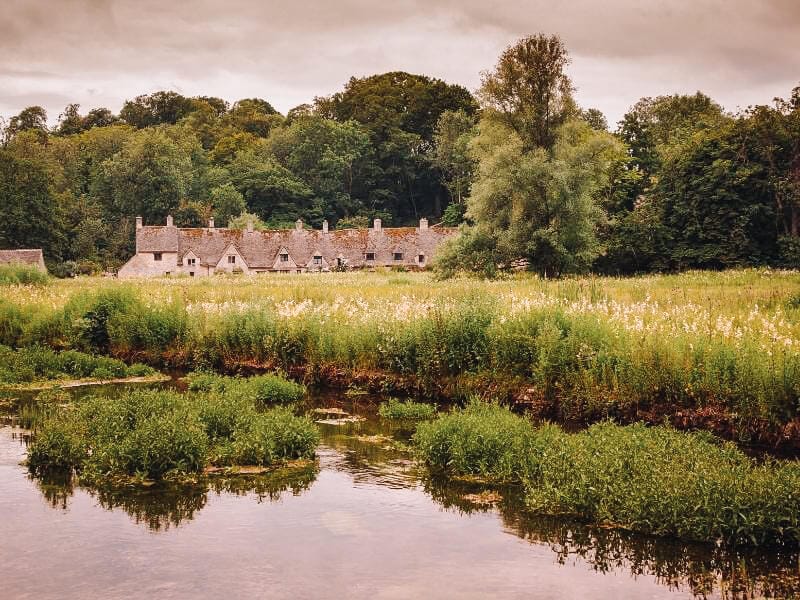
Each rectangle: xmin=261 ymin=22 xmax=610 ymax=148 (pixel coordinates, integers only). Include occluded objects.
xmin=0 ymin=0 xmax=797 ymax=125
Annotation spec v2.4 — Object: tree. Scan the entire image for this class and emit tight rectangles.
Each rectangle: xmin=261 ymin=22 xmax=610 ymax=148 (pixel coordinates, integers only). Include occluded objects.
xmin=7 ymin=106 xmax=48 ymax=139
xmin=83 ymin=108 xmax=119 ymax=129
xmin=439 ymin=119 xmax=623 ymax=276
xmin=92 ymin=129 xmax=192 ymax=222
xmin=581 ymin=108 xmax=608 ymax=131
xmin=265 ymin=115 xmax=372 ymax=220
xmin=0 ymin=150 xmax=65 ymax=259
xmin=120 ymin=91 xmax=196 ymax=128
xmin=477 ymin=34 xmax=576 ymax=150
xmin=57 ymin=104 xmax=85 ymax=136
xmin=210 ymin=183 xmax=246 ymax=227
xmin=432 ymin=109 xmax=477 ymax=223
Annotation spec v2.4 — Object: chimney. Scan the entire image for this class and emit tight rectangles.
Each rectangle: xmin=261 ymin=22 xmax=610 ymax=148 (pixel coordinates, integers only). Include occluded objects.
xmin=246 ymin=219 xmax=254 ymax=233
xmin=373 ymin=218 xmax=382 ymax=232
xmin=322 ymin=220 xmax=329 ymax=233
xmin=135 ymin=216 xmax=143 ymax=230
xmin=166 ymin=215 xmax=174 ymax=227
xmin=295 ymin=219 xmax=303 ymax=231
xmin=208 ymin=217 xmax=215 ymax=229
xmin=419 ymin=218 xmax=429 ymax=231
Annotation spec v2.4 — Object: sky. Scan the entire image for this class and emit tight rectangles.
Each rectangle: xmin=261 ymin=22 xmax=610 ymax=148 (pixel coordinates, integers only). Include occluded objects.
xmin=1 ymin=0 xmax=798 ymax=128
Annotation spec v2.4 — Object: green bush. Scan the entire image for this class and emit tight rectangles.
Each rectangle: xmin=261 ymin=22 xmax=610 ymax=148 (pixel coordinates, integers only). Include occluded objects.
xmin=225 ymin=408 xmax=319 ymax=466
xmin=378 ymin=398 xmax=436 ymax=420
xmin=186 ymin=371 xmax=305 ymax=407
xmin=413 ymin=402 xmax=800 ymax=547
xmin=28 ymin=381 xmax=320 ymax=479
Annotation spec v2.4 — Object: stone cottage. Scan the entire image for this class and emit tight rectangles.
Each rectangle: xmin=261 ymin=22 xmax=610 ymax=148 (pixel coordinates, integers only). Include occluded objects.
xmin=117 ymin=216 xmax=458 ymax=278
xmin=0 ymin=249 xmax=47 ymax=271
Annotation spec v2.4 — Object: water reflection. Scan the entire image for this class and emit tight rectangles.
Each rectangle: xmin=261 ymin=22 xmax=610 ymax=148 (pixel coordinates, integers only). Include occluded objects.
xmin=423 ymin=476 xmax=800 ymax=599
xmin=6 ymin=388 xmax=800 ymax=598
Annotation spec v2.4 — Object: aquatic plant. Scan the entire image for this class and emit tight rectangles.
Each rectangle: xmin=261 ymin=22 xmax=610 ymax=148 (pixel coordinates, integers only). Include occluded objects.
xmin=27 ymin=381 xmax=320 ymax=480
xmin=0 ymin=344 xmax=155 ymax=385
xmin=378 ymin=398 xmax=436 ymax=420
xmin=186 ymin=371 xmax=305 ymax=406
xmin=413 ymin=402 xmax=800 ymax=548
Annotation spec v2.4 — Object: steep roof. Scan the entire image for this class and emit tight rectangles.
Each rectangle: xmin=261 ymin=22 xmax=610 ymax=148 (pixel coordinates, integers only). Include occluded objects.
xmin=140 ymin=224 xmax=459 ymax=269
xmin=0 ymin=249 xmax=46 ymax=270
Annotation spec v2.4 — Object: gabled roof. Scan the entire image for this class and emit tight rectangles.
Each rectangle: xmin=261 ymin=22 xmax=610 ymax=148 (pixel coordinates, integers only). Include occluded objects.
xmin=135 ymin=223 xmax=458 ymax=269
xmin=0 ymin=249 xmax=46 ymax=270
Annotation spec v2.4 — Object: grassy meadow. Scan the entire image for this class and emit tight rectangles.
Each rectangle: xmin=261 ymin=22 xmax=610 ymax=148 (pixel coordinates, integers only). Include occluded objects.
xmin=3 ymin=268 xmax=800 ymax=446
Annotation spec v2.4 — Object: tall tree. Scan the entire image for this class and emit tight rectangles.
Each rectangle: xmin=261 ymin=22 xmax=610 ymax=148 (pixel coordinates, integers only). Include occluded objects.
xmin=0 ymin=150 xmax=64 ymax=259
xmin=477 ymin=34 xmax=576 ymax=150
xmin=432 ymin=110 xmax=477 ymax=224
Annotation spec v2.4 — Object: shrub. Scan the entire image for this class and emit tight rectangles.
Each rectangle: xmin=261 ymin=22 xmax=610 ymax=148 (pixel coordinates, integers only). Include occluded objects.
xmin=186 ymin=371 xmax=305 ymax=407
xmin=27 ymin=420 xmax=86 ymax=472
xmin=378 ymin=398 xmax=436 ymax=420
xmin=226 ymin=408 xmax=319 ymax=466
xmin=413 ymin=401 xmax=800 ymax=547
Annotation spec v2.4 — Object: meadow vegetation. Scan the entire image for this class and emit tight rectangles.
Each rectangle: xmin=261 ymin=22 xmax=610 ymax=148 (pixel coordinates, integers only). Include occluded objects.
xmin=27 ymin=377 xmax=319 ymax=480
xmin=0 ymin=264 xmax=50 ymax=286
xmin=0 ymin=344 xmax=154 ymax=385
xmin=378 ymin=398 xmax=437 ymax=420
xmin=4 ymin=269 xmax=800 ymax=445
xmin=413 ymin=401 xmax=800 ymax=548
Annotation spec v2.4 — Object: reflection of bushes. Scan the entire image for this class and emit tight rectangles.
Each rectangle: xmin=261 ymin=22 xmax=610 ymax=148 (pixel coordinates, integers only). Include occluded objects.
xmin=414 ymin=402 xmax=800 ymax=547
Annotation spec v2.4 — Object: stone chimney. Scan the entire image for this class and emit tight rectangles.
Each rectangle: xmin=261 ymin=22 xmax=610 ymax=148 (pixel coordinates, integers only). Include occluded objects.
xmin=246 ymin=219 xmax=254 ymax=233
xmin=419 ymin=218 xmax=429 ymax=231
xmin=373 ymin=218 xmax=382 ymax=232
xmin=166 ymin=215 xmax=174 ymax=227
xmin=295 ymin=219 xmax=303 ymax=231
xmin=322 ymin=220 xmax=329 ymax=233
xmin=135 ymin=216 xmax=143 ymax=230
xmin=208 ymin=217 xmax=215 ymax=229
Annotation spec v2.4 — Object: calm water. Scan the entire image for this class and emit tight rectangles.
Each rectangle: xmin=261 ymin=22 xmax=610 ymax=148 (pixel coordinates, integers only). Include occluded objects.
xmin=1 ymin=387 xmax=798 ymax=599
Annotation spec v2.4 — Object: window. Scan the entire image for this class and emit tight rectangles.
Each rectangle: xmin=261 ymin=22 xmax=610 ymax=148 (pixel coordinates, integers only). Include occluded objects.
xmin=227 ymin=255 xmax=236 ymax=264
xmin=418 ymin=254 xmax=425 ymax=263
xmin=153 ymin=253 xmax=162 ymax=261
xmin=393 ymin=252 xmax=404 ymax=261
xmin=189 ymin=272 xmax=195 ymax=277
xmin=165 ymin=271 xmax=171 ymax=276
xmin=280 ymin=253 xmax=289 ymax=262
xmin=313 ymin=255 xmax=322 ymax=265
xmin=187 ymin=258 xmax=196 ymax=266
xmin=365 ymin=252 xmax=375 ymax=261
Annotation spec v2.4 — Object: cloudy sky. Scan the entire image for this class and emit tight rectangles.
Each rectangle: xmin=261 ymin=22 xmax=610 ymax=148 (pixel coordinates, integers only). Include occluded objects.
xmin=1 ymin=0 xmax=798 ymax=127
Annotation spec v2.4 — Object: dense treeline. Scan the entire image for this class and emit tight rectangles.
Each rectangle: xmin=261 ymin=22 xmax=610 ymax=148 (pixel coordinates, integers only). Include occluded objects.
xmin=0 ymin=34 xmax=798 ymax=276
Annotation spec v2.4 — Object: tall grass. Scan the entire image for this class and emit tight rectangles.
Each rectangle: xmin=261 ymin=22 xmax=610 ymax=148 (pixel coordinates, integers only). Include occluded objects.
xmin=413 ymin=402 xmax=800 ymax=547
xmin=3 ymin=270 xmax=800 ymax=441
xmin=0 ymin=264 xmax=49 ymax=286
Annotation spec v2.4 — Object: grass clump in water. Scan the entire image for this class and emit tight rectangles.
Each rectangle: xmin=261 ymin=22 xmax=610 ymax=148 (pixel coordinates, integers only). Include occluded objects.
xmin=0 ymin=344 xmax=155 ymax=385
xmin=186 ymin=371 xmax=305 ymax=407
xmin=413 ymin=401 xmax=800 ymax=547
xmin=378 ymin=398 xmax=436 ymax=421
xmin=27 ymin=380 xmax=319 ymax=481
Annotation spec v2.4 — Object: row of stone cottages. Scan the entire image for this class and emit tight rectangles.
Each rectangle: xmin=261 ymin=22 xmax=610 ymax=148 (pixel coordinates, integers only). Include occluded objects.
xmin=117 ymin=216 xmax=458 ymax=278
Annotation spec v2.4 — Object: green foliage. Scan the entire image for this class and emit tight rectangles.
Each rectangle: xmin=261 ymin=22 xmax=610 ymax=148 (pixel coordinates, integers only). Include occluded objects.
xmin=378 ymin=398 xmax=436 ymax=420
xmin=0 ymin=264 xmax=49 ymax=285
xmin=210 ymin=182 xmax=246 ymax=227
xmin=0 ymin=344 xmax=154 ymax=384
xmin=186 ymin=371 xmax=305 ymax=407
xmin=27 ymin=382 xmax=320 ymax=479
xmin=414 ymin=402 xmax=800 ymax=547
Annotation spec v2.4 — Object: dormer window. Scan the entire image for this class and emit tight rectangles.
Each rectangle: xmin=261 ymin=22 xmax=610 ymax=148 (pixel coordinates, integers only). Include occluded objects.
xmin=393 ymin=252 xmax=404 ymax=261
xmin=313 ymin=255 xmax=322 ymax=265
xmin=280 ymin=253 xmax=289 ymax=262
xmin=228 ymin=255 xmax=236 ymax=264
xmin=418 ymin=254 xmax=425 ymax=263
xmin=365 ymin=252 xmax=375 ymax=261
xmin=187 ymin=258 xmax=196 ymax=266
xmin=153 ymin=253 xmax=162 ymax=261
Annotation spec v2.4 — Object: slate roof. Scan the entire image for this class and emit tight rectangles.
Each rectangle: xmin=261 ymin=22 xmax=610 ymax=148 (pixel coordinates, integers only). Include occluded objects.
xmin=135 ymin=224 xmax=458 ymax=269
xmin=0 ymin=249 xmax=46 ymax=270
